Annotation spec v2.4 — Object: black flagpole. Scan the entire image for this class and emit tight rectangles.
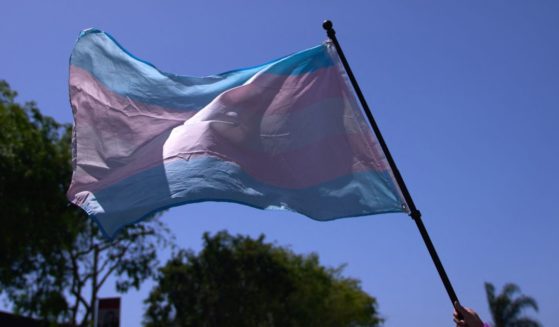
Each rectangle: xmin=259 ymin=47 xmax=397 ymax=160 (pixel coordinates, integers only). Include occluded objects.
xmin=322 ymin=20 xmax=460 ymax=307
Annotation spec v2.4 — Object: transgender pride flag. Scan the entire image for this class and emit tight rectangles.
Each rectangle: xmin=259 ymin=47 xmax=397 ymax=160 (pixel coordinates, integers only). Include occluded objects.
xmin=67 ymin=29 xmax=408 ymax=238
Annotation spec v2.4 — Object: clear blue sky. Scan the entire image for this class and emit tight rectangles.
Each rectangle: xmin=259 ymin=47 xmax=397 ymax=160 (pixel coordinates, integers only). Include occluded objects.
xmin=2 ymin=1 xmax=558 ymax=326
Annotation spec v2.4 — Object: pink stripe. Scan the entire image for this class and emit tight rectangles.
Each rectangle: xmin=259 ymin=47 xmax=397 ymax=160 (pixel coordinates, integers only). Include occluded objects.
xmin=222 ymin=65 xmax=347 ymax=113
xmin=68 ymin=67 xmax=194 ymax=198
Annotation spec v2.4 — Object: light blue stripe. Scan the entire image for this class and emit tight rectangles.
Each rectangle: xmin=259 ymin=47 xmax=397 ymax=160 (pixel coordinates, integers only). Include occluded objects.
xmin=71 ymin=29 xmax=333 ymax=111
xmin=78 ymin=156 xmax=405 ymax=238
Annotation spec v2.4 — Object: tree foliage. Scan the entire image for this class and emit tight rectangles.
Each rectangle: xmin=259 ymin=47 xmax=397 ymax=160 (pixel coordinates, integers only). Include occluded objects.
xmin=0 ymin=80 xmax=78 ymax=288
xmin=485 ymin=282 xmax=540 ymax=327
xmin=0 ymin=80 xmax=173 ymax=325
xmin=144 ymin=231 xmax=382 ymax=327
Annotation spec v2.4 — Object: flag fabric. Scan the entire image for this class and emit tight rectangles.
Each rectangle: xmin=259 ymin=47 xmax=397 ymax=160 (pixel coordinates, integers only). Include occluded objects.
xmin=68 ymin=29 xmax=408 ymax=238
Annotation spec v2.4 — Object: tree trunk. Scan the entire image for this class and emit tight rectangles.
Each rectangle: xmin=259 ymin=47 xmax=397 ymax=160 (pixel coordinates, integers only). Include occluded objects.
xmin=90 ymin=244 xmax=99 ymax=327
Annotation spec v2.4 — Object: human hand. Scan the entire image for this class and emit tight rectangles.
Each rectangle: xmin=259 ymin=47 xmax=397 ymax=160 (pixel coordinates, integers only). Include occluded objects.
xmin=453 ymin=301 xmax=484 ymax=327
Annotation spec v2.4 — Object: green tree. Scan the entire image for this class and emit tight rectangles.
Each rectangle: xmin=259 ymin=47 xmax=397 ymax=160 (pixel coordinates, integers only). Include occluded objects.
xmin=0 ymin=80 xmax=173 ymax=326
xmin=485 ymin=282 xmax=540 ymax=327
xmin=0 ymin=80 xmax=78 ymax=290
xmin=144 ymin=231 xmax=382 ymax=327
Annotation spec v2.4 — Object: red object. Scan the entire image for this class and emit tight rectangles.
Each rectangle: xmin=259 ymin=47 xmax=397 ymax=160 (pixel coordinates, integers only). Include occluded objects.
xmin=96 ymin=297 xmax=120 ymax=327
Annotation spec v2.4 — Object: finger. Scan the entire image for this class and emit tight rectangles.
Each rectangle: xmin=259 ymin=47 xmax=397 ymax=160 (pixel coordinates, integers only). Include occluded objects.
xmin=454 ymin=301 xmax=466 ymax=320
xmin=454 ymin=301 xmax=465 ymax=314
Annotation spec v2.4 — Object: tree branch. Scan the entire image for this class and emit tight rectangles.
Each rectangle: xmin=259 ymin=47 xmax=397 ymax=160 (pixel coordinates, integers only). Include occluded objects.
xmin=97 ymin=241 xmax=134 ymax=290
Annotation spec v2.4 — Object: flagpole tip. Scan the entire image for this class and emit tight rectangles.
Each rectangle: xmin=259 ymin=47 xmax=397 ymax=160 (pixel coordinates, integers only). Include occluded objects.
xmin=322 ymin=20 xmax=333 ymax=31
